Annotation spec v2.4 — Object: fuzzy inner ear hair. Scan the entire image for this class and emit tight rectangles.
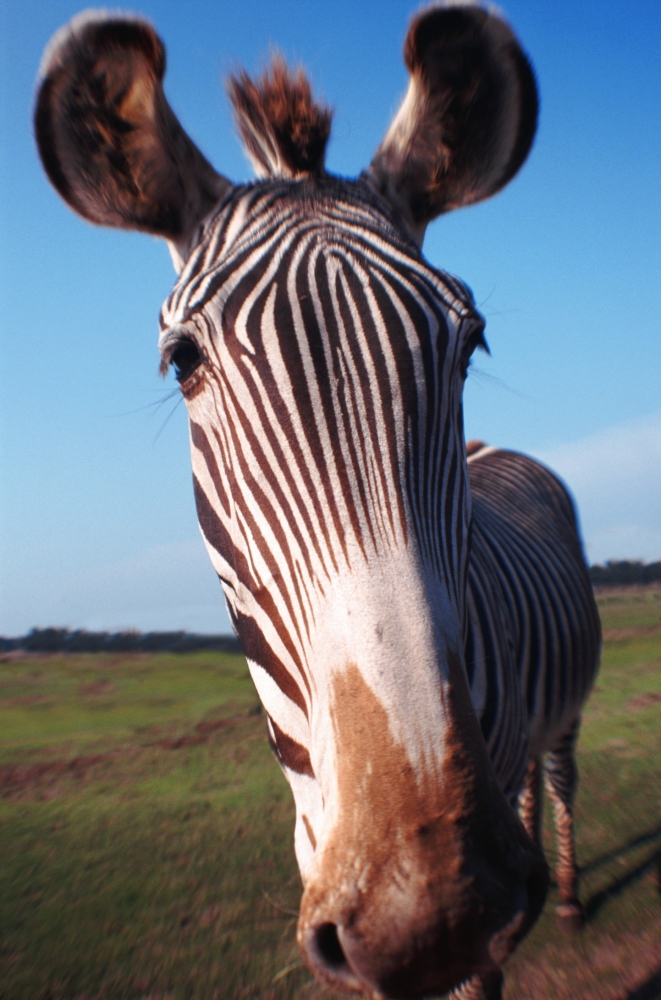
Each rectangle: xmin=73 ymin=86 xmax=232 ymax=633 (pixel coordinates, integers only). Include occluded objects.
xmin=35 ymin=12 xmax=230 ymax=243
xmin=367 ymin=3 xmax=538 ymax=241
xmin=227 ymin=54 xmax=332 ymax=179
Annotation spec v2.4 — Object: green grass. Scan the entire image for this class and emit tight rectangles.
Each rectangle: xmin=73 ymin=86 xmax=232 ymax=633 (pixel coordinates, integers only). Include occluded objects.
xmin=0 ymin=652 xmax=255 ymax=764
xmin=1 ymin=592 xmax=660 ymax=1000
xmin=0 ymin=653 xmax=307 ymax=1000
xmin=594 ymin=583 xmax=661 ymax=632
xmin=503 ymin=587 xmax=661 ymax=999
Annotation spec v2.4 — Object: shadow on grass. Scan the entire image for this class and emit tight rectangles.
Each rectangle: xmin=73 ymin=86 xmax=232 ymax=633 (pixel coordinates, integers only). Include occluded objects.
xmin=581 ymin=825 xmax=661 ymax=876
xmin=584 ymin=845 xmax=661 ymax=922
xmin=626 ymin=967 xmax=661 ymax=1000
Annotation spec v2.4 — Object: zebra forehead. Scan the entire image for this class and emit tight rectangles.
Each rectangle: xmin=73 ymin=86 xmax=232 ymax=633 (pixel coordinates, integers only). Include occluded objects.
xmin=160 ymin=178 xmax=481 ymax=332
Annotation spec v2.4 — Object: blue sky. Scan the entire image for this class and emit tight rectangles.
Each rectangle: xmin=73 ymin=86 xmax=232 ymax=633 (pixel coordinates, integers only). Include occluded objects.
xmin=1 ymin=0 xmax=660 ymax=635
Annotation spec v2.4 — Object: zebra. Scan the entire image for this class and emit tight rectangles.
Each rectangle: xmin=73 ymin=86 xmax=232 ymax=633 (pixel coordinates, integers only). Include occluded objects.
xmin=35 ymin=4 xmax=600 ymax=998
xmin=465 ymin=444 xmax=600 ymax=921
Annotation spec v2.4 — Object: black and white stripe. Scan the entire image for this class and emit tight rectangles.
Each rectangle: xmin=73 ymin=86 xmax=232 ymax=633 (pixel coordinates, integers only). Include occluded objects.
xmin=160 ymin=180 xmax=600 ymax=820
xmin=466 ymin=446 xmax=600 ymax=802
xmin=161 ymin=178 xmax=484 ymax=724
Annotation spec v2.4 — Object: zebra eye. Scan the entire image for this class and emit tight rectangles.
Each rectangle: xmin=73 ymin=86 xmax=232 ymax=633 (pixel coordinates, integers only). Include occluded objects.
xmin=169 ymin=337 xmax=203 ymax=383
xmin=461 ymin=325 xmax=489 ymax=378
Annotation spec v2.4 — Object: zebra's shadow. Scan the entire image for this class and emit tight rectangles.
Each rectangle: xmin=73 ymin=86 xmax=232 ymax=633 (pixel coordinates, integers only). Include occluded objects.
xmin=579 ymin=824 xmax=661 ymax=922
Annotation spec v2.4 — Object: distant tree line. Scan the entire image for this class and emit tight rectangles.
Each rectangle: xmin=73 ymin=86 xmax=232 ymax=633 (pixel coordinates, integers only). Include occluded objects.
xmin=589 ymin=560 xmax=661 ymax=586
xmin=0 ymin=628 xmax=242 ymax=655
xmin=3 ymin=562 xmax=661 ymax=652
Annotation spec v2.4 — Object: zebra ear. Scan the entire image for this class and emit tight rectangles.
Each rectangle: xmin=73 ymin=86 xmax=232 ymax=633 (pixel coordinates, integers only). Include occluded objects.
xmin=367 ymin=3 xmax=538 ymax=243
xmin=35 ymin=12 xmax=231 ymax=268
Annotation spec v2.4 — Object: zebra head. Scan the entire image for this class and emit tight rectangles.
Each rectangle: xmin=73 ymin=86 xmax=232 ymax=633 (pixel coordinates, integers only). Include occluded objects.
xmin=35 ymin=5 xmax=547 ymax=996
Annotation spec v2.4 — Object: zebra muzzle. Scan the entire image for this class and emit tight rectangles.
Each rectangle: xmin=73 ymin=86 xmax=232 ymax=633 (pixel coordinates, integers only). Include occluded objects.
xmin=297 ymin=834 xmax=548 ymax=999
xmin=296 ymin=663 xmax=549 ymax=998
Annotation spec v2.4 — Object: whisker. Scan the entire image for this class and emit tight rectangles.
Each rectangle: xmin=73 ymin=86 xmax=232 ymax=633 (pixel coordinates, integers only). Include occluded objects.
xmin=272 ymin=960 xmax=304 ymax=984
xmin=107 ymin=387 xmax=181 ymax=418
xmin=469 ymin=366 xmax=529 ymax=398
xmin=262 ymin=888 xmax=300 ymax=917
xmin=152 ymin=393 xmax=185 ymax=444
xmin=476 ymin=286 xmax=523 ymax=320
xmin=479 ymin=306 xmax=523 ymax=319
xmin=477 ymin=284 xmax=497 ymax=309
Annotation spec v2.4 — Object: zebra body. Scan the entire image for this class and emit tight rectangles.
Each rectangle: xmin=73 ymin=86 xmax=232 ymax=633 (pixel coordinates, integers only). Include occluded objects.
xmin=462 ymin=446 xmax=601 ymax=988
xmin=35 ymin=5 xmax=599 ymax=998
xmin=467 ymin=446 xmax=600 ymax=798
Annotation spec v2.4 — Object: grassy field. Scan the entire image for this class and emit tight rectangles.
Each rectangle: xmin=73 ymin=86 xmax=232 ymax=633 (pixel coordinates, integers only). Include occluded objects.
xmin=1 ymin=587 xmax=660 ymax=1000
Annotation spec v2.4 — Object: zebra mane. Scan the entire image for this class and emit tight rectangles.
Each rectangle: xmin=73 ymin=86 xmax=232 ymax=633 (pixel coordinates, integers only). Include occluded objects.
xmin=227 ymin=55 xmax=332 ymax=179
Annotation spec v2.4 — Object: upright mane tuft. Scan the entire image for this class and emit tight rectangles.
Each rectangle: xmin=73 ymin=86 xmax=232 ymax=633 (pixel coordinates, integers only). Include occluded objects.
xmin=227 ymin=54 xmax=332 ymax=179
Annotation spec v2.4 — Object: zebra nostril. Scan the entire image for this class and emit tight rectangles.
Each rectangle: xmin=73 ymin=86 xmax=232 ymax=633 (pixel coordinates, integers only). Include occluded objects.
xmin=314 ymin=922 xmax=348 ymax=971
xmin=299 ymin=918 xmax=364 ymax=992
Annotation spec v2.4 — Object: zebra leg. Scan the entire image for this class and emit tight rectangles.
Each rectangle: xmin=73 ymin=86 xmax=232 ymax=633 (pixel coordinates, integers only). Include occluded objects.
xmin=450 ymin=968 xmax=504 ymax=1000
xmin=545 ymin=720 xmax=585 ymax=932
xmin=518 ymin=756 xmax=543 ymax=847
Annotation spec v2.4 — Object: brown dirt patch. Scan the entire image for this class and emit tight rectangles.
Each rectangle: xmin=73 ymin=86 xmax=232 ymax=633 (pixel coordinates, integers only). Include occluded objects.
xmin=594 ymin=584 xmax=661 ymax=599
xmin=602 ymin=625 xmax=661 ymax=643
xmin=199 ymin=904 xmax=221 ymax=928
xmin=627 ymin=692 xmax=661 ymax=710
xmin=0 ymin=707 xmax=262 ymax=798
xmin=79 ymin=680 xmax=114 ymax=695
xmin=150 ymin=704 xmax=261 ymax=749
xmin=0 ymin=751 xmax=131 ymax=797
xmin=0 ymin=652 xmax=43 ymax=662
xmin=0 ymin=694 xmax=48 ymax=707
